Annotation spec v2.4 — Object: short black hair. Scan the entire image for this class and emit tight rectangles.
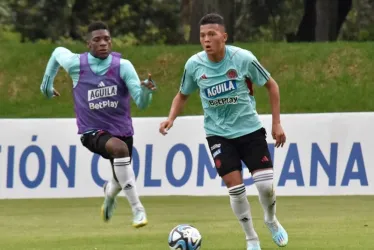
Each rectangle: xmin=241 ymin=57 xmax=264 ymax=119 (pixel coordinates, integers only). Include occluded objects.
xmin=199 ymin=13 xmax=225 ymax=27
xmin=87 ymin=21 xmax=109 ymax=33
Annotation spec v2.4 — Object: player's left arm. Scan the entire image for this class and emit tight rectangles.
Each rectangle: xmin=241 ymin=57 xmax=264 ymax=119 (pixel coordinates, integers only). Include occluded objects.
xmin=246 ymin=53 xmax=286 ymax=147
xmin=120 ymin=59 xmax=156 ymax=109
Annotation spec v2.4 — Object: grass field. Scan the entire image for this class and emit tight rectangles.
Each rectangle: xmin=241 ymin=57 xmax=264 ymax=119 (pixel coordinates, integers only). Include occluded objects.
xmin=1 ymin=41 xmax=373 ymax=250
xmin=1 ymin=42 xmax=374 ymax=118
xmin=1 ymin=196 xmax=373 ymax=250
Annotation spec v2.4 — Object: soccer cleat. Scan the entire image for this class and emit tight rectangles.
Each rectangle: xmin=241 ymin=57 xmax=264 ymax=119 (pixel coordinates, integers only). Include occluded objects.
xmin=132 ymin=209 xmax=148 ymax=228
xmin=101 ymin=182 xmax=118 ymax=222
xmin=265 ymin=219 xmax=288 ymax=247
xmin=246 ymin=240 xmax=261 ymax=250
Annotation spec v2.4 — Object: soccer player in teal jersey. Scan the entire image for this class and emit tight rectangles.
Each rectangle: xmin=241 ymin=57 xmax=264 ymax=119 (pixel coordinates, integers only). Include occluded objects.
xmin=40 ymin=21 xmax=156 ymax=229
xmin=159 ymin=14 xmax=288 ymax=250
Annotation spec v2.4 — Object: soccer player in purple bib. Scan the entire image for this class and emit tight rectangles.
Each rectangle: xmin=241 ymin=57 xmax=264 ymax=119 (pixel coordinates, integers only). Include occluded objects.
xmin=40 ymin=21 xmax=156 ymax=228
xmin=160 ymin=14 xmax=288 ymax=249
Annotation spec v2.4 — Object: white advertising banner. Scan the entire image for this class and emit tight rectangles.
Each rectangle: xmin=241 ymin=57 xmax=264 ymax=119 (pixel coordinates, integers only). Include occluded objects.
xmin=0 ymin=112 xmax=372 ymax=199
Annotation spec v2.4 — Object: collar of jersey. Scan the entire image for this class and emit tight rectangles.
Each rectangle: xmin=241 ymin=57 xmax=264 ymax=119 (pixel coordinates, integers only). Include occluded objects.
xmin=206 ymin=46 xmax=229 ymax=66
xmin=88 ymin=52 xmax=112 ymax=65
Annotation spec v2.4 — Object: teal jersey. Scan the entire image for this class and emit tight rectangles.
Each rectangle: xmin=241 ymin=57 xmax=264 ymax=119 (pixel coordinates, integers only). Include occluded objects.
xmin=180 ymin=45 xmax=270 ymax=139
xmin=40 ymin=47 xmax=152 ymax=109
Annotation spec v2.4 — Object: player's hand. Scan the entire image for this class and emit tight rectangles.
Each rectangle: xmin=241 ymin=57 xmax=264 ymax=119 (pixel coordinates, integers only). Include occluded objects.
xmin=141 ymin=73 xmax=156 ymax=91
xmin=159 ymin=119 xmax=173 ymax=135
xmin=53 ymin=88 xmax=60 ymax=97
xmin=272 ymin=123 xmax=286 ymax=148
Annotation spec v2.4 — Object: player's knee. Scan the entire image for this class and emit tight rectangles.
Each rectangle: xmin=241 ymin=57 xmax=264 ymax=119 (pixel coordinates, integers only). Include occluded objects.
xmin=106 ymin=138 xmax=130 ymax=158
xmin=110 ymin=142 xmax=129 ymax=158
xmin=225 ymin=179 xmax=238 ymax=188
xmin=222 ymin=170 xmax=243 ymax=188
xmin=253 ymin=169 xmax=275 ymax=197
xmin=256 ymin=181 xmax=275 ymax=197
xmin=112 ymin=145 xmax=129 ymax=158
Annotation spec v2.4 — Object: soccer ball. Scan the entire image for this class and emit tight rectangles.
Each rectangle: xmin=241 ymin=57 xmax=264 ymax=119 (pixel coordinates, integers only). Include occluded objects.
xmin=168 ymin=224 xmax=202 ymax=250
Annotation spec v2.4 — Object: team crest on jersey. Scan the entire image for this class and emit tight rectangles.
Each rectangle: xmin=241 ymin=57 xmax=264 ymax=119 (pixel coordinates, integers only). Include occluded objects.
xmin=204 ymin=80 xmax=237 ymax=98
xmin=227 ymin=69 xmax=238 ymax=79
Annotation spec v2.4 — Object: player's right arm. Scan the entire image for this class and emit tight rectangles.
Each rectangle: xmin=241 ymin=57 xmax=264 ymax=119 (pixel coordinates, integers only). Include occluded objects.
xmin=159 ymin=58 xmax=198 ymax=135
xmin=40 ymin=47 xmax=79 ymax=98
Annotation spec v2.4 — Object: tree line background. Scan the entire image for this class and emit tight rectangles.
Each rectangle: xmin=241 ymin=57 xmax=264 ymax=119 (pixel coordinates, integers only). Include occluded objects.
xmin=1 ymin=0 xmax=374 ymax=45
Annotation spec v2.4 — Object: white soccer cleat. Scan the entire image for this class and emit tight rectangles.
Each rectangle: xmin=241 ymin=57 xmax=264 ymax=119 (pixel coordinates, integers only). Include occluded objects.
xmin=265 ymin=219 xmax=288 ymax=247
xmin=132 ymin=208 xmax=148 ymax=228
xmin=101 ymin=181 xmax=119 ymax=222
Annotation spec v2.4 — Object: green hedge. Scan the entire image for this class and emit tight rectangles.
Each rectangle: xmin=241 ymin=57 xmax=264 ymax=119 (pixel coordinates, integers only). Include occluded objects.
xmin=0 ymin=42 xmax=372 ymax=118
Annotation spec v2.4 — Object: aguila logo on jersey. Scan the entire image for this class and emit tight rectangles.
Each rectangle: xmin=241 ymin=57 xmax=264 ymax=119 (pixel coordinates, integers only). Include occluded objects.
xmin=88 ymin=85 xmax=118 ymax=101
xmin=204 ymin=80 xmax=237 ymax=98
